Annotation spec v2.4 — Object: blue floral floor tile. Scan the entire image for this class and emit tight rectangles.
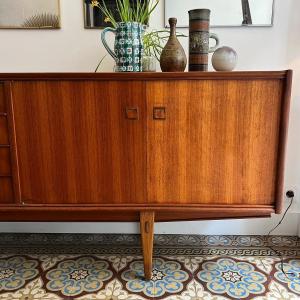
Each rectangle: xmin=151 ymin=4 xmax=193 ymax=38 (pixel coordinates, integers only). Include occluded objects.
xmin=119 ymin=257 xmax=192 ymax=299
xmin=197 ymin=257 xmax=268 ymax=299
xmin=45 ymin=256 xmax=113 ymax=298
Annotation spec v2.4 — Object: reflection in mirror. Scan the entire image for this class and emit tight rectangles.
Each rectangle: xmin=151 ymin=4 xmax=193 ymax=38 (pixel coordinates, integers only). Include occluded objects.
xmin=165 ymin=0 xmax=274 ymax=27
xmin=0 ymin=0 xmax=60 ymax=29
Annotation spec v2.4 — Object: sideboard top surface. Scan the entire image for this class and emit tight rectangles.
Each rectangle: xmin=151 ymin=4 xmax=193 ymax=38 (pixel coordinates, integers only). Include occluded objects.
xmin=0 ymin=70 xmax=291 ymax=81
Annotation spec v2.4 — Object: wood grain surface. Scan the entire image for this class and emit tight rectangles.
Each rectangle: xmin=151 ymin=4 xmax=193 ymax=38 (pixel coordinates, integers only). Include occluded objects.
xmin=147 ymin=79 xmax=283 ymax=206
xmin=140 ymin=211 xmax=155 ymax=280
xmin=12 ymin=81 xmax=146 ymax=205
xmin=0 ymin=205 xmax=273 ymax=221
xmin=0 ymin=71 xmax=289 ymax=81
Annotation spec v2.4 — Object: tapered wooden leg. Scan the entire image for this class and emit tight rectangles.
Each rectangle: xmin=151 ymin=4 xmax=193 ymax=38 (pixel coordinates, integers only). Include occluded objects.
xmin=140 ymin=211 xmax=155 ymax=281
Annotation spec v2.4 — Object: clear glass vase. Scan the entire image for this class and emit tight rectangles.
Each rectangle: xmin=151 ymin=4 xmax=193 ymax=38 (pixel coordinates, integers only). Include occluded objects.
xmin=142 ymin=56 xmax=156 ymax=72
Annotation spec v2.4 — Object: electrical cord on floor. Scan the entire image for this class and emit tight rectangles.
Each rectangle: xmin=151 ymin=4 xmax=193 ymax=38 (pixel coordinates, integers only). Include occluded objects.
xmin=267 ymin=191 xmax=295 ymax=280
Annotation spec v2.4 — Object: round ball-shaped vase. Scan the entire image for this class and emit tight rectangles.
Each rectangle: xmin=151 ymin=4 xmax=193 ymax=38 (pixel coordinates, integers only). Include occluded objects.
xmin=212 ymin=46 xmax=238 ymax=71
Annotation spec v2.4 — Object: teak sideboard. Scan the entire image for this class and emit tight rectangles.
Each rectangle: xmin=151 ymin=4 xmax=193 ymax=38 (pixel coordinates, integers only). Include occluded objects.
xmin=0 ymin=71 xmax=292 ymax=279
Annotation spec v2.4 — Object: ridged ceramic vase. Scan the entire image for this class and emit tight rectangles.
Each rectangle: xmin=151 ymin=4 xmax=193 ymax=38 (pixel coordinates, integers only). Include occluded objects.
xmin=188 ymin=9 xmax=219 ymax=71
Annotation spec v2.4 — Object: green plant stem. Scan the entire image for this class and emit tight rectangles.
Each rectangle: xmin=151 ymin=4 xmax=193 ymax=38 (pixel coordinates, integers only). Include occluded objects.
xmin=94 ymin=54 xmax=108 ymax=72
xmin=93 ymin=0 xmax=159 ymax=26
xmin=143 ymin=29 xmax=187 ymax=61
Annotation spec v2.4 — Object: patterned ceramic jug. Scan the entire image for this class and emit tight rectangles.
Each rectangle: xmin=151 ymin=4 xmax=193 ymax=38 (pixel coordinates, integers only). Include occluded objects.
xmin=101 ymin=22 xmax=144 ymax=72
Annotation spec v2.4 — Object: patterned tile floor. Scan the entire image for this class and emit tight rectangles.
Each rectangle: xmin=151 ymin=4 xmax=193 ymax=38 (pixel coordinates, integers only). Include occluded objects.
xmin=0 ymin=234 xmax=299 ymax=299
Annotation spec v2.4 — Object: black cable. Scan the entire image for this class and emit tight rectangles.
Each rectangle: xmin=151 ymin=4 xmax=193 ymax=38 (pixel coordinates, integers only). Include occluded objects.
xmin=267 ymin=197 xmax=294 ymax=236
xmin=267 ymin=192 xmax=295 ymax=280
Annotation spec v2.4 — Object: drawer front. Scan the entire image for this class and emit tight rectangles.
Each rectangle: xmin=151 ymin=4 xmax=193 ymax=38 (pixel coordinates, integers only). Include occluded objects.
xmin=0 ymin=118 xmax=9 ymax=145
xmin=0 ymin=83 xmax=15 ymax=204
xmin=0 ymin=178 xmax=14 ymax=203
xmin=0 ymin=84 xmax=6 ymax=112
xmin=0 ymin=148 xmax=11 ymax=174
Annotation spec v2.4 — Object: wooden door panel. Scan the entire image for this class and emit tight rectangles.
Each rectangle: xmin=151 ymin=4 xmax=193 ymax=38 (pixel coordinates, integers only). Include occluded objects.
xmin=147 ymin=80 xmax=283 ymax=206
xmin=12 ymin=81 xmax=146 ymax=205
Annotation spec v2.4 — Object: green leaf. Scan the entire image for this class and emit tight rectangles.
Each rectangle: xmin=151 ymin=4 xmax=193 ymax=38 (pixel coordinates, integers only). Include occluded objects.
xmin=94 ymin=54 xmax=108 ymax=72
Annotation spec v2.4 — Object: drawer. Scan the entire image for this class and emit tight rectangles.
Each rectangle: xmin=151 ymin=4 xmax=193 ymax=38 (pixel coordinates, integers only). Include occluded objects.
xmin=0 ymin=117 xmax=9 ymax=145
xmin=0 ymin=84 xmax=6 ymax=113
xmin=0 ymin=178 xmax=14 ymax=203
xmin=0 ymin=148 xmax=11 ymax=174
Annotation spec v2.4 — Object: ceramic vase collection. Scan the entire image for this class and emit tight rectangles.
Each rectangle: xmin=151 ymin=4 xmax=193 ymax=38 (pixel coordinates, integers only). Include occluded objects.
xmin=101 ymin=10 xmax=238 ymax=72
xmin=101 ymin=22 xmax=144 ymax=72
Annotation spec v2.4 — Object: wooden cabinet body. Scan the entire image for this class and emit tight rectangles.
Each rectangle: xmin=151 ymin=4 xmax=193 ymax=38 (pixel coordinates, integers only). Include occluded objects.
xmin=0 ymin=71 xmax=292 ymax=279
xmin=0 ymin=71 xmax=292 ymax=221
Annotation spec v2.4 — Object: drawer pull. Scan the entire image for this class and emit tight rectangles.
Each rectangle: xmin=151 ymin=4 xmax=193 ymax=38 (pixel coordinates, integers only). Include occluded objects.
xmin=153 ymin=107 xmax=166 ymax=120
xmin=125 ymin=107 xmax=139 ymax=120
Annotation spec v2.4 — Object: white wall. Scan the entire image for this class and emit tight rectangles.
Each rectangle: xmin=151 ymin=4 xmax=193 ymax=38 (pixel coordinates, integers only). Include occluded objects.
xmin=286 ymin=0 xmax=300 ymax=235
xmin=0 ymin=0 xmax=299 ymax=235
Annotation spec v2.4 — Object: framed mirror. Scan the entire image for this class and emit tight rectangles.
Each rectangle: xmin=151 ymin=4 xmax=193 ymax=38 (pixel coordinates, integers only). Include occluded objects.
xmin=165 ymin=0 xmax=275 ymax=27
xmin=0 ymin=0 xmax=60 ymax=29
xmin=84 ymin=0 xmax=147 ymax=29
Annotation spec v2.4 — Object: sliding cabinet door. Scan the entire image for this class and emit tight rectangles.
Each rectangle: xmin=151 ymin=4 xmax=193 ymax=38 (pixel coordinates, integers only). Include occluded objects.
xmin=146 ymin=79 xmax=283 ymax=207
xmin=12 ymin=80 xmax=146 ymax=205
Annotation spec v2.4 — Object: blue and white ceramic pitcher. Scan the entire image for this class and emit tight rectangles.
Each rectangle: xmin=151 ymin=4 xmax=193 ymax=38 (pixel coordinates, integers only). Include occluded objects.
xmin=101 ymin=22 xmax=144 ymax=72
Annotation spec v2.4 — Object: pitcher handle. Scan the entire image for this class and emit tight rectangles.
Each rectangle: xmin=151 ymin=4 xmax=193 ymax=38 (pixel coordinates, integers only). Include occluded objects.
xmin=101 ymin=27 xmax=117 ymax=61
xmin=209 ymin=33 xmax=220 ymax=53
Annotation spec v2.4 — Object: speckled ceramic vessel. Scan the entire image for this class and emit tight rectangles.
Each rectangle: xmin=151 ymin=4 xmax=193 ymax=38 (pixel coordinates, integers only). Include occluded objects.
xmin=160 ymin=18 xmax=187 ymax=72
xmin=212 ymin=46 xmax=238 ymax=71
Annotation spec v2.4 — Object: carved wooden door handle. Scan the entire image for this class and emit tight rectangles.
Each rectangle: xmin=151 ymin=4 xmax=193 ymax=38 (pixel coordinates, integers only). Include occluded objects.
xmin=125 ymin=107 xmax=139 ymax=120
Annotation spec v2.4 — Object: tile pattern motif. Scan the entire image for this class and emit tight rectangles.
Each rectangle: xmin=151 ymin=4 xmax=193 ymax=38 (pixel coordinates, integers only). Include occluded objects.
xmin=0 ymin=234 xmax=299 ymax=299
xmin=45 ymin=256 xmax=113 ymax=297
xmin=0 ymin=256 xmax=39 ymax=291
xmin=197 ymin=258 xmax=267 ymax=298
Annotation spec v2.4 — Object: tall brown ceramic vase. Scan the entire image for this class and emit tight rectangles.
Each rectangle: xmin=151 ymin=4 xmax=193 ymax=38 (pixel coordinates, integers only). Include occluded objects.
xmin=160 ymin=18 xmax=187 ymax=72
